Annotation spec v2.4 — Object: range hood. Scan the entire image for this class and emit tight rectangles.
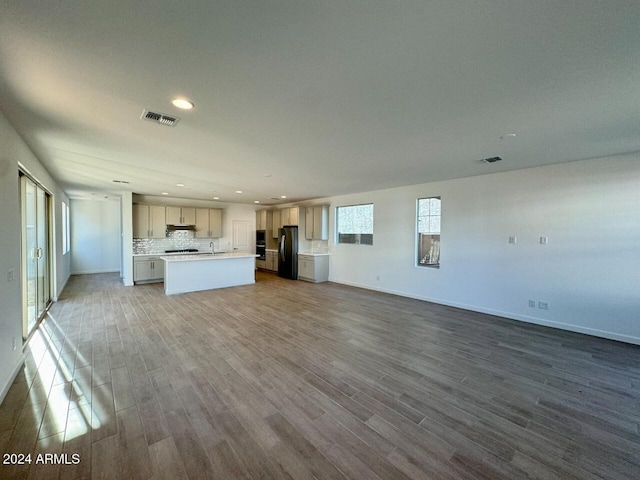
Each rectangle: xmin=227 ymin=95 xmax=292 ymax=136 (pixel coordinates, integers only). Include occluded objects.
xmin=166 ymin=224 xmax=196 ymax=232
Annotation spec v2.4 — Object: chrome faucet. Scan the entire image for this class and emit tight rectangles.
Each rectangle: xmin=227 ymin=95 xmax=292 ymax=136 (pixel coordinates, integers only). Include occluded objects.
xmin=210 ymin=241 xmax=214 ymax=254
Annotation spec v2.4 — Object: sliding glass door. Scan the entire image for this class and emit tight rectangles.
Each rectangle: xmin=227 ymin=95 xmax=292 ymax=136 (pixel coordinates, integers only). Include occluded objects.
xmin=21 ymin=173 xmax=51 ymax=338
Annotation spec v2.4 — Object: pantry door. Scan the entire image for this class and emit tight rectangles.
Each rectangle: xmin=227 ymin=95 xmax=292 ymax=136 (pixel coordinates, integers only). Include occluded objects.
xmin=232 ymin=220 xmax=251 ymax=253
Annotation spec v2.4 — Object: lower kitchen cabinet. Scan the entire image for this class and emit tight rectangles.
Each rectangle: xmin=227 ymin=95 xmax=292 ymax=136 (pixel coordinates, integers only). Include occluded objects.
xmin=298 ymin=254 xmax=329 ymax=283
xmin=266 ymin=250 xmax=278 ymax=271
xmin=257 ymin=250 xmax=278 ymax=272
xmin=134 ymin=256 xmax=165 ymax=283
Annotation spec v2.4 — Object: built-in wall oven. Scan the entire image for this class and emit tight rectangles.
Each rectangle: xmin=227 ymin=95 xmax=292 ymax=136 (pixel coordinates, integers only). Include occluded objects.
xmin=256 ymin=230 xmax=266 ymax=260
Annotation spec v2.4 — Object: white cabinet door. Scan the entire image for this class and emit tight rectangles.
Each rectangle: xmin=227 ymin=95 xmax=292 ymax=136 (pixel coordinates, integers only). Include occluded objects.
xmin=280 ymin=208 xmax=290 ymax=226
xmin=166 ymin=206 xmax=181 ymax=224
xmin=166 ymin=207 xmax=195 ymax=224
xmin=149 ymin=206 xmax=166 ymax=238
xmin=209 ymin=209 xmax=222 ymax=237
xmin=151 ymin=260 xmax=164 ymax=280
xmin=182 ymin=207 xmax=196 ymax=225
xmin=272 ymin=210 xmax=281 ymax=238
xmin=298 ymin=256 xmax=314 ymax=280
xmin=289 ymin=207 xmax=299 ymax=226
xmin=305 ymin=207 xmax=314 ymax=240
xmin=195 ymin=208 xmax=210 ymax=238
xmin=134 ymin=260 xmax=152 ymax=281
xmin=133 ymin=205 xmax=149 ymax=238
xmin=256 ymin=209 xmax=267 ymax=230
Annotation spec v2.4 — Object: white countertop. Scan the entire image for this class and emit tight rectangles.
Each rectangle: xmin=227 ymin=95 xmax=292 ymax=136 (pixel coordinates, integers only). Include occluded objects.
xmin=161 ymin=252 xmax=259 ymax=262
xmin=298 ymin=252 xmax=330 ymax=256
xmin=134 ymin=251 xmax=217 ymax=257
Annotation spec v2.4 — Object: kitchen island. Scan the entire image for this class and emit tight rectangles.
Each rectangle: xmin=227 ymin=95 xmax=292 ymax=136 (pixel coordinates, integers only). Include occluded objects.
xmin=162 ymin=252 xmax=259 ymax=295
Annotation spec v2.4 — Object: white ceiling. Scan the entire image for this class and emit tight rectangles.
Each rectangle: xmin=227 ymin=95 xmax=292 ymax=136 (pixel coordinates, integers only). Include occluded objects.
xmin=1 ymin=1 xmax=639 ymax=205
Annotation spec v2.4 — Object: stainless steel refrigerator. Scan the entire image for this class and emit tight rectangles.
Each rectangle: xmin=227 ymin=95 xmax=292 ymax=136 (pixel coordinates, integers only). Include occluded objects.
xmin=278 ymin=226 xmax=298 ymax=279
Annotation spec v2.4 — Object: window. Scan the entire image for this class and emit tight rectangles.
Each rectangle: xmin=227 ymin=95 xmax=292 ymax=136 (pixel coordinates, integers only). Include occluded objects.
xmin=336 ymin=204 xmax=373 ymax=245
xmin=62 ymin=201 xmax=70 ymax=254
xmin=417 ymin=196 xmax=440 ymax=267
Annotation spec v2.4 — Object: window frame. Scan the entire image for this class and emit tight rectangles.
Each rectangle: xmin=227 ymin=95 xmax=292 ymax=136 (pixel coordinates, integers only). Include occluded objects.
xmin=416 ymin=196 xmax=441 ymax=268
xmin=335 ymin=203 xmax=374 ymax=246
xmin=62 ymin=201 xmax=70 ymax=255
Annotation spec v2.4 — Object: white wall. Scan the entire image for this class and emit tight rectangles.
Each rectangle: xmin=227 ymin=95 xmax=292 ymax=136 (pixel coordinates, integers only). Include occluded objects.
xmin=121 ymin=192 xmax=133 ymax=285
xmin=70 ymin=198 xmax=122 ymax=274
xmin=0 ymin=110 xmax=70 ymax=403
xmin=321 ymin=154 xmax=640 ymax=344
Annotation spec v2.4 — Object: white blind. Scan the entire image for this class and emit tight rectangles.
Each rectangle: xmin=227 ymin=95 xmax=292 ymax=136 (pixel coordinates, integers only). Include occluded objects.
xmin=337 ymin=204 xmax=373 ymax=234
xmin=417 ymin=197 xmax=441 ymax=234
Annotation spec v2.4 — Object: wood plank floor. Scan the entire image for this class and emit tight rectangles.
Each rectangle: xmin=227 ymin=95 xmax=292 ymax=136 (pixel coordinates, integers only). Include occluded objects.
xmin=1 ymin=272 xmax=639 ymax=479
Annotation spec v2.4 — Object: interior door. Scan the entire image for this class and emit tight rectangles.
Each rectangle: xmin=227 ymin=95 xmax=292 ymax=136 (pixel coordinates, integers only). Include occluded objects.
xmin=232 ymin=220 xmax=251 ymax=252
xmin=21 ymin=173 xmax=51 ymax=339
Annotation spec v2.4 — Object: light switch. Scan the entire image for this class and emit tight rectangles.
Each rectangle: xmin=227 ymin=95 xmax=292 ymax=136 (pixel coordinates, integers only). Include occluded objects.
xmin=539 ymin=236 xmax=548 ymax=244
xmin=509 ymin=236 xmax=517 ymax=244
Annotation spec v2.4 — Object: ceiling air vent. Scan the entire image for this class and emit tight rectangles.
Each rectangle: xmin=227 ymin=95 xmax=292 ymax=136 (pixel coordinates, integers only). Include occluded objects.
xmin=141 ymin=109 xmax=180 ymax=127
xmin=479 ymin=156 xmax=502 ymax=163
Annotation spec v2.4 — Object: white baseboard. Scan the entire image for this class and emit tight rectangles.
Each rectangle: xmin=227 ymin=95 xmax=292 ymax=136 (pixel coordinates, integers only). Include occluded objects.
xmin=0 ymin=354 xmax=25 ymax=406
xmin=332 ymin=279 xmax=640 ymax=346
xmin=70 ymin=269 xmax=120 ymax=275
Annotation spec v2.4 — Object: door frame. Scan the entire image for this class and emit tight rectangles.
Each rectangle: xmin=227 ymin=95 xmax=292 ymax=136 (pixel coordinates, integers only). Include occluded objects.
xmin=19 ymin=169 xmax=53 ymax=340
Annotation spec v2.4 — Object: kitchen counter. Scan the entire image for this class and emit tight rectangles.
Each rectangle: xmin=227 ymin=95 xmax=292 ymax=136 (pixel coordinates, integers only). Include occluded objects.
xmin=298 ymin=252 xmax=330 ymax=256
xmin=161 ymin=252 xmax=253 ymax=262
xmin=133 ymin=251 xmax=221 ymax=257
xmin=161 ymin=253 xmax=259 ymax=295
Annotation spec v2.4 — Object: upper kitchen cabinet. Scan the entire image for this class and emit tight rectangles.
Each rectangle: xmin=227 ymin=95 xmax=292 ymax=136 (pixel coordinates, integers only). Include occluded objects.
xmin=305 ymin=205 xmax=329 ymax=240
xmin=272 ymin=210 xmax=281 ymax=238
xmin=166 ymin=206 xmax=196 ymax=225
xmin=195 ymin=208 xmax=223 ymax=238
xmin=209 ymin=209 xmax=222 ymax=237
xmin=256 ymin=209 xmax=271 ymax=231
xmin=280 ymin=207 xmax=299 ymax=227
xmin=133 ymin=205 xmax=166 ymax=238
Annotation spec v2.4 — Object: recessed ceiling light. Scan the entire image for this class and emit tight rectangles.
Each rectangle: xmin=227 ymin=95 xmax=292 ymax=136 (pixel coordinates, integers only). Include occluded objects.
xmin=280 ymin=195 xmax=287 ymax=199
xmin=264 ymin=173 xmax=272 ymax=177
xmin=161 ymin=192 xmax=169 ymax=195
xmin=500 ymin=133 xmax=517 ymax=140
xmin=176 ymin=183 xmax=185 ymax=187
xmin=235 ymin=190 xmax=243 ymax=194
xmin=254 ymin=200 xmax=260 ymax=204
xmin=213 ymin=196 xmax=219 ymax=200
xmin=172 ymin=98 xmax=194 ymax=110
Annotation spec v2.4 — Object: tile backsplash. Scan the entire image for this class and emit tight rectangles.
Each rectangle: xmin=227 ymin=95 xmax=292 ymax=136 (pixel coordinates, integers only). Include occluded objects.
xmin=310 ymin=240 xmax=329 ymax=253
xmin=133 ymin=232 xmax=224 ymax=254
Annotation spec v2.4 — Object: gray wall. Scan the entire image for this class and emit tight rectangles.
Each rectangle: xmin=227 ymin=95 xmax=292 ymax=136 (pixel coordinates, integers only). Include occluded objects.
xmin=0 ymin=110 xmax=70 ymax=402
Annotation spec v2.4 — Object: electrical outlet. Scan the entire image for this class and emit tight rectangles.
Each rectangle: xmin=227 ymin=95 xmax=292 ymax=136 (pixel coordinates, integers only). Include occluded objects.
xmin=539 ymin=236 xmax=548 ymax=244
xmin=7 ymin=268 xmax=15 ymax=282
xmin=509 ymin=236 xmax=517 ymax=244
xmin=528 ymin=300 xmax=536 ymax=308
xmin=538 ymin=301 xmax=549 ymax=310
